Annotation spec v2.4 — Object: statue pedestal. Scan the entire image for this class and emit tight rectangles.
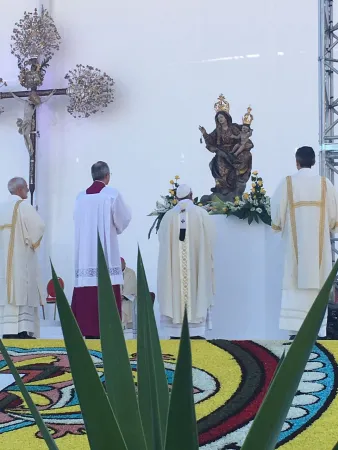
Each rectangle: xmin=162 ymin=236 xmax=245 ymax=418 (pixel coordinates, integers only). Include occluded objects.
xmin=206 ymin=216 xmax=288 ymax=340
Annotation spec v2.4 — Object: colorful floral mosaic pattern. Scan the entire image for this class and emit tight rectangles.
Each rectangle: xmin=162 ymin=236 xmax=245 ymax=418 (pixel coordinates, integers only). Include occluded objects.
xmin=0 ymin=339 xmax=338 ymax=449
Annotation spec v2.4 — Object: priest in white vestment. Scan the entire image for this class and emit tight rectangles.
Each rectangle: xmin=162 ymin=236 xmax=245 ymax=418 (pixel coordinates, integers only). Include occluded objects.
xmin=157 ymin=184 xmax=215 ymax=338
xmin=121 ymin=258 xmax=137 ymax=329
xmin=72 ymin=161 xmax=131 ymax=338
xmin=0 ymin=178 xmax=45 ymax=339
xmin=271 ymin=146 xmax=338 ymax=338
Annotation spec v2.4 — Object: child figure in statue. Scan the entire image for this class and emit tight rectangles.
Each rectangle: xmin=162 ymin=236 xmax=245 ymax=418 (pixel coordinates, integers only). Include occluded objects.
xmin=232 ymin=124 xmax=253 ymax=156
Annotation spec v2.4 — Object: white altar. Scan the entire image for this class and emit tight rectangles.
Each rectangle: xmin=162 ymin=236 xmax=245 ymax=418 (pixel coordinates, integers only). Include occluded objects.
xmin=206 ymin=216 xmax=289 ymax=341
xmin=38 ymin=214 xmax=290 ymax=341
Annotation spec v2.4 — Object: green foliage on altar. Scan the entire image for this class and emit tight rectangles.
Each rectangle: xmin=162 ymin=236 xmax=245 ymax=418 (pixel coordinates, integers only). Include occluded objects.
xmin=209 ymin=171 xmax=272 ymax=226
xmin=148 ymin=171 xmax=271 ymax=238
xmin=0 ymin=237 xmax=338 ymax=449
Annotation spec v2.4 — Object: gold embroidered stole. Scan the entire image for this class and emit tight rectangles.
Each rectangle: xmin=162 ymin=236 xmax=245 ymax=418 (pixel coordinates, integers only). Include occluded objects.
xmin=286 ymin=176 xmax=326 ymax=268
xmin=2 ymin=200 xmax=24 ymax=303
xmin=178 ymin=206 xmax=191 ymax=321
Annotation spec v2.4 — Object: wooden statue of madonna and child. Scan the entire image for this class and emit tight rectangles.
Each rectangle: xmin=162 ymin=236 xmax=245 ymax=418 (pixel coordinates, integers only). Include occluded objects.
xmin=199 ymin=94 xmax=254 ymax=203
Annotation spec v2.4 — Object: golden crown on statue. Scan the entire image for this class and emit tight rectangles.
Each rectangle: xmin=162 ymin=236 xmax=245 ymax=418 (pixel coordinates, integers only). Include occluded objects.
xmin=214 ymin=94 xmax=230 ymax=113
xmin=242 ymin=106 xmax=254 ymax=126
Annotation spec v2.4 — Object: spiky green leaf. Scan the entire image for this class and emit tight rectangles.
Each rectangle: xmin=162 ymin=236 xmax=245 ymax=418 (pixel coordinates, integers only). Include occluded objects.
xmin=137 ymin=248 xmax=169 ymax=449
xmin=269 ymin=350 xmax=285 ymax=385
xmin=241 ymin=259 xmax=338 ymax=450
xmin=165 ymin=310 xmax=199 ymax=450
xmin=51 ymin=264 xmax=127 ymax=450
xmin=0 ymin=340 xmax=58 ymax=450
xmin=97 ymin=237 xmax=147 ymax=449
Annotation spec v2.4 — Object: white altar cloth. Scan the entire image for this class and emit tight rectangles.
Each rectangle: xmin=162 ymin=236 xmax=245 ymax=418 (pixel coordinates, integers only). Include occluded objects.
xmin=206 ymin=216 xmax=288 ymax=340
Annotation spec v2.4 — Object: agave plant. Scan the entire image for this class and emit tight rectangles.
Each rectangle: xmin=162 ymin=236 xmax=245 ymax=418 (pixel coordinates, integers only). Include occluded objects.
xmin=0 ymin=239 xmax=198 ymax=450
xmin=0 ymin=237 xmax=338 ymax=450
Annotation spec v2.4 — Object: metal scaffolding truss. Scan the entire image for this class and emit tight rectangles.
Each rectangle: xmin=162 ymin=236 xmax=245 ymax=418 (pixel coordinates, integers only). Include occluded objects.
xmin=319 ymin=0 xmax=338 ymax=273
xmin=319 ymin=0 xmax=338 ymax=177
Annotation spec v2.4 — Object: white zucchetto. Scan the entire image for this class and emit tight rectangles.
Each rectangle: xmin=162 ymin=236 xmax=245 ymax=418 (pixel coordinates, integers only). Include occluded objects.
xmin=176 ymin=184 xmax=192 ymax=199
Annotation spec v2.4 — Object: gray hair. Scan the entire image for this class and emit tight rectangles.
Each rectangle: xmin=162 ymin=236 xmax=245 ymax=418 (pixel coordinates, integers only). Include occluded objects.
xmin=8 ymin=177 xmax=27 ymax=194
xmin=91 ymin=161 xmax=110 ymax=181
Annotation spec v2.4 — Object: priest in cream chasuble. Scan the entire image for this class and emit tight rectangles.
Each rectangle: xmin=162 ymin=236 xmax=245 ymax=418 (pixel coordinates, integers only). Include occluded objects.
xmin=271 ymin=146 xmax=338 ymax=338
xmin=0 ymin=178 xmax=45 ymax=338
xmin=157 ymin=184 xmax=215 ymax=338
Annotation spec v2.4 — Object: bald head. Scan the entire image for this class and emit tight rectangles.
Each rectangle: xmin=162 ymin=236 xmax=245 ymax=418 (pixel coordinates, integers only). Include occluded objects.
xmin=8 ymin=177 xmax=29 ymax=199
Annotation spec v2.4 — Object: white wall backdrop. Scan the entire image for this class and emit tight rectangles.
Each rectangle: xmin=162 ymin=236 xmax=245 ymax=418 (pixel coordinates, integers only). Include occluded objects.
xmin=0 ymin=0 xmax=319 ymax=306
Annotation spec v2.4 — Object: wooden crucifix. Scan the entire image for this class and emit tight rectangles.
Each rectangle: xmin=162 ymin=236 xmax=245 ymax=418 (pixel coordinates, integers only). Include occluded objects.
xmin=0 ymin=85 xmax=67 ymax=206
xmin=0 ymin=7 xmax=114 ymax=206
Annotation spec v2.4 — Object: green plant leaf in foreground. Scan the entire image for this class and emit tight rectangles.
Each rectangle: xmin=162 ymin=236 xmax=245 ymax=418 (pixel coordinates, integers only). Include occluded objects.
xmin=0 ymin=340 xmax=58 ymax=450
xmin=242 ymin=259 xmax=338 ymax=450
xmin=165 ymin=310 xmax=199 ymax=450
xmin=269 ymin=350 xmax=285 ymax=385
xmin=97 ymin=238 xmax=147 ymax=450
xmin=51 ymin=265 xmax=127 ymax=450
xmin=137 ymin=247 xmax=169 ymax=449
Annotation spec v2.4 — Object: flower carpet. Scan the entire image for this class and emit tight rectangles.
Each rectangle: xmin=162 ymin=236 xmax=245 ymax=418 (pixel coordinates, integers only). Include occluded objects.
xmin=0 ymin=339 xmax=337 ymax=449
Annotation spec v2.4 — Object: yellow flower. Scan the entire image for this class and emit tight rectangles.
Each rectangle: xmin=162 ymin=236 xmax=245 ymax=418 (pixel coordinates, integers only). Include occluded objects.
xmin=252 ymin=170 xmax=258 ymax=175
xmin=243 ymin=193 xmax=249 ymax=200
xmin=235 ymin=196 xmax=240 ymax=201
xmin=198 ymin=203 xmax=203 ymax=206
xmin=172 ymin=199 xmax=178 ymax=205
xmin=175 ymin=175 xmax=180 ymax=180
xmin=261 ymin=189 xmax=266 ymax=194
xmin=258 ymin=180 xmax=263 ymax=186
xmin=170 ymin=179 xmax=175 ymax=185
xmin=252 ymin=183 xmax=256 ymax=188
xmin=169 ymin=189 xmax=175 ymax=195
xmin=223 ymin=207 xmax=228 ymax=212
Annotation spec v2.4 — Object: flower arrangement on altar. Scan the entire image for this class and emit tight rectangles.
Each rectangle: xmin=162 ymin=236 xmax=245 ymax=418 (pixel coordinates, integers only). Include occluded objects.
xmin=209 ymin=171 xmax=272 ymax=225
xmin=148 ymin=171 xmax=271 ymax=238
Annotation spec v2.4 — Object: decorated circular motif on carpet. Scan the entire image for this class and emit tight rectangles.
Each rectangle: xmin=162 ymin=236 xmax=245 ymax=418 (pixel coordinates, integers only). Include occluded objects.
xmin=0 ymin=346 xmax=102 ymax=438
xmin=195 ymin=340 xmax=337 ymax=449
xmin=0 ymin=340 xmax=337 ymax=449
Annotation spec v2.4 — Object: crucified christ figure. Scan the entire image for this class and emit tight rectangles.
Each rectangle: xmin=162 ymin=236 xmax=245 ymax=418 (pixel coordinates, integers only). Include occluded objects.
xmin=11 ymin=90 xmax=55 ymax=156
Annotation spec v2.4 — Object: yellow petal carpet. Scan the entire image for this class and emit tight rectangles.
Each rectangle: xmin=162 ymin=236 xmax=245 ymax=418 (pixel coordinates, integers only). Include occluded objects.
xmin=0 ymin=339 xmax=337 ymax=449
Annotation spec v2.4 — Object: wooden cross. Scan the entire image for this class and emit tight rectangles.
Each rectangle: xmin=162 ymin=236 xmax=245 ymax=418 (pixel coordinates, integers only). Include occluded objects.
xmin=0 ymin=7 xmax=114 ymax=206
xmin=0 ymin=84 xmax=67 ymax=206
